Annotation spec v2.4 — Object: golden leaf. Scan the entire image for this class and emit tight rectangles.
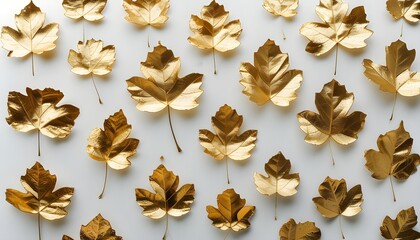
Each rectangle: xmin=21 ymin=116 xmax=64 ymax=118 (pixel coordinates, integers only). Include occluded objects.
xmin=199 ymin=104 xmax=257 ymax=184
xmin=6 ymin=87 xmax=80 ymax=156
xmin=62 ymin=214 xmax=122 ymax=240
xmin=240 ymin=39 xmax=303 ymax=106
xmin=364 ymin=121 xmax=420 ymax=202
xmin=300 ymin=0 xmax=372 ymax=74
xmin=380 ymin=207 xmax=420 ymax=240
xmin=263 ymin=0 xmax=299 ymax=17
xmin=297 ymin=80 xmax=366 ymax=164
xmin=126 ymin=42 xmax=203 ymax=152
xmin=68 ymin=38 xmax=116 ymax=104
xmin=187 ymin=0 xmax=242 ymax=74
xmin=279 ymin=218 xmax=321 ymax=240
xmin=387 ymin=0 xmax=420 ymax=23
xmin=123 ymin=0 xmax=169 ymax=27
xmin=0 ymin=1 xmax=59 ymax=76
xmin=62 ymin=0 xmax=107 ymax=21
xmin=6 ymin=162 xmax=74 ymax=238
xmin=87 ymin=110 xmax=140 ymax=199
xmin=206 ymin=188 xmax=255 ymax=232
xmin=363 ymin=40 xmax=420 ymax=120
xmin=313 ymin=177 xmax=363 ymax=239
xmin=135 ymin=164 xmax=195 ymax=239
xmin=254 ymin=151 xmax=299 ymax=220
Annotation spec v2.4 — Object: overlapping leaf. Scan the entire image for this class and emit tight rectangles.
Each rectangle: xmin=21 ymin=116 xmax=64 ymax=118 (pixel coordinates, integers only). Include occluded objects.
xmin=387 ymin=0 xmax=420 ymax=23
xmin=279 ymin=219 xmax=321 ymax=240
xmin=240 ymin=39 xmax=303 ymax=106
xmin=263 ymin=0 xmax=299 ymax=17
xmin=206 ymin=188 xmax=255 ymax=232
xmin=62 ymin=0 xmax=107 ymax=21
xmin=381 ymin=207 xmax=420 ymax=240
xmin=62 ymin=214 xmax=122 ymax=240
xmin=123 ymin=0 xmax=169 ymax=27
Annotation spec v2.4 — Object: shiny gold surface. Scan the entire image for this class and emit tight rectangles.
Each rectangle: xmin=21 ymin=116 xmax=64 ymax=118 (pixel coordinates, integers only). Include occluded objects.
xmin=263 ymin=0 xmax=299 ymax=17
xmin=386 ymin=0 xmax=420 ymax=22
xmin=380 ymin=207 xmax=420 ymax=239
xmin=123 ymin=0 xmax=169 ymax=27
xmin=279 ymin=219 xmax=321 ymax=240
xmin=62 ymin=0 xmax=107 ymax=21
xmin=63 ymin=214 xmax=122 ymax=240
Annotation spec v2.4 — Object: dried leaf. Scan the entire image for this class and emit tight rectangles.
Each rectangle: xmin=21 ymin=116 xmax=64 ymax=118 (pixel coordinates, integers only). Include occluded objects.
xmin=206 ymin=188 xmax=255 ymax=232
xmin=387 ymin=0 xmax=420 ymax=23
xmin=87 ymin=110 xmax=139 ymax=199
xmin=199 ymin=104 xmax=257 ymax=183
xmin=6 ymin=87 xmax=80 ymax=156
xmin=123 ymin=0 xmax=170 ymax=27
xmin=254 ymin=152 xmax=299 ymax=220
xmin=126 ymin=42 xmax=203 ymax=152
xmin=263 ymin=0 xmax=299 ymax=17
xmin=300 ymin=0 xmax=372 ymax=56
xmin=364 ymin=121 xmax=420 ymax=201
xmin=313 ymin=177 xmax=363 ymax=239
xmin=297 ymin=80 xmax=366 ymax=162
xmin=188 ymin=0 xmax=242 ymax=73
xmin=240 ymin=39 xmax=303 ymax=106
xmin=62 ymin=214 xmax=122 ymax=240
xmin=380 ymin=207 xmax=420 ymax=240
xmin=135 ymin=164 xmax=195 ymax=239
xmin=279 ymin=218 xmax=321 ymax=240
xmin=62 ymin=0 xmax=107 ymax=21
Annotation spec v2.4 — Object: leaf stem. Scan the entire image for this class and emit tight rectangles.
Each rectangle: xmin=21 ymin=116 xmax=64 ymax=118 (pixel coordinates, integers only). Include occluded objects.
xmin=98 ymin=163 xmax=108 ymax=199
xmin=31 ymin=52 xmax=35 ymax=77
xmin=274 ymin=193 xmax=278 ymax=221
xmin=37 ymin=129 xmax=41 ymax=157
xmin=390 ymin=176 xmax=396 ymax=202
xmin=82 ymin=21 xmax=85 ymax=42
xmin=225 ymin=158 xmax=230 ymax=184
xmin=212 ymin=48 xmax=217 ymax=74
xmin=282 ymin=30 xmax=286 ymax=40
xmin=163 ymin=214 xmax=169 ymax=240
xmin=38 ymin=213 xmax=41 ymax=240
xmin=334 ymin=44 xmax=339 ymax=76
xmin=390 ymin=93 xmax=397 ymax=121
xmin=329 ymin=140 xmax=335 ymax=165
xmin=167 ymin=107 xmax=182 ymax=152
xmin=400 ymin=21 xmax=403 ymax=38
xmin=147 ymin=27 xmax=150 ymax=48
xmin=91 ymin=74 xmax=103 ymax=104
xmin=339 ymin=215 xmax=345 ymax=239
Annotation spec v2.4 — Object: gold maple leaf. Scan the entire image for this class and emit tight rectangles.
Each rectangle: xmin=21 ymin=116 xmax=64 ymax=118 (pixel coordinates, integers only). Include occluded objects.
xmin=380 ymin=207 xmax=420 ymax=240
xmin=6 ymin=87 xmax=80 ymax=156
xmin=87 ymin=110 xmax=140 ymax=199
xmin=62 ymin=0 xmax=107 ymax=21
xmin=0 ymin=1 xmax=59 ymax=76
xmin=254 ymin=151 xmax=299 ymax=220
xmin=387 ymin=0 xmax=420 ymax=24
xmin=62 ymin=214 xmax=122 ymax=240
xmin=364 ymin=121 xmax=420 ymax=202
xmin=279 ymin=218 xmax=321 ymax=240
xmin=312 ymin=177 xmax=363 ymax=239
xmin=300 ymin=0 xmax=372 ymax=74
xmin=240 ymin=39 xmax=303 ymax=106
xmin=297 ymin=79 xmax=366 ymax=164
xmin=135 ymin=164 xmax=195 ymax=240
xmin=126 ymin=42 xmax=203 ymax=152
xmin=206 ymin=188 xmax=255 ymax=232
xmin=188 ymin=0 xmax=242 ymax=74
xmin=199 ymin=104 xmax=258 ymax=184
xmin=263 ymin=0 xmax=299 ymax=17
xmin=68 ymin=38 xmax=116 ymax=104
xmin=6 ymin=162 xmax=74 ymax=238
xmin=363 ymin=40 xmax=420 ymax=120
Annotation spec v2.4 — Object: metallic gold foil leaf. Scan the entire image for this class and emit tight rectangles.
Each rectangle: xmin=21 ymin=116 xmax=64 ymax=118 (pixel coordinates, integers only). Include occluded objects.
xmin=254 ymin=152 xmax=299 ymax=220
xmin=6 ymin=87 xmax=80 ymax=156
xmin=312 ymin=177 xmax=363 ymax=239
xmin=380 ymin=207 xmax=420 ymax=240
xmin=68 ymin=38 xmax=116 ymax=104
xmin=199 ymin=104 xmax=257 ymax=184
xmin=206 ymin=188 xmax=255 ymax=232
xmin=62 ymin=214 xmax=122 ymax=240
xmin=6 ymin=162 xmax=74 ymax=239
xmin=297 ymin=80 xmax=366 ymax=164
xmin=363 ymin=40 xmax=420 ymax=120
xmin=263 ymin=0 xmax=299 ymax=17
xmin=387 ymin=0 xmax=420 ymax=23
xmin=188 ymin=0 xmax=242 ymax=74
xmin=87 ymin=110 xmax=140 ymax=199
xmin=123 ymin=0 xmax=169 ymax=27
xmin=300 ymin=0 xmax=372 ymax=74
xmin=126 ymin=42 xmax=203 ymax=152
xmin=0 ymin=1 xmax=59 ymax=76
xmin=240 ymin=39 xmax=303 ymax=106
xmin=135 ymin=164 xmax=195 ymax=240
xmin=279 ymin=218 xmax=321 ymax=240
xmin=62 ymin=0 xmax=107 ymax=21
xmin=364 ymin=121 xmax=420 ymax=202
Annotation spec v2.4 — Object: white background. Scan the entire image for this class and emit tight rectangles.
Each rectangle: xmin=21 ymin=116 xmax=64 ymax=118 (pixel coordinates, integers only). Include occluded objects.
xmin=0 ymin=0 xmax=420 ymax=239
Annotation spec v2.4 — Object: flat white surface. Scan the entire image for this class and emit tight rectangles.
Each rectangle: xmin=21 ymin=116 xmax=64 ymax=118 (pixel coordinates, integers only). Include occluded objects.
xmin=0 ymin=0 xmax=420 ymax=239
